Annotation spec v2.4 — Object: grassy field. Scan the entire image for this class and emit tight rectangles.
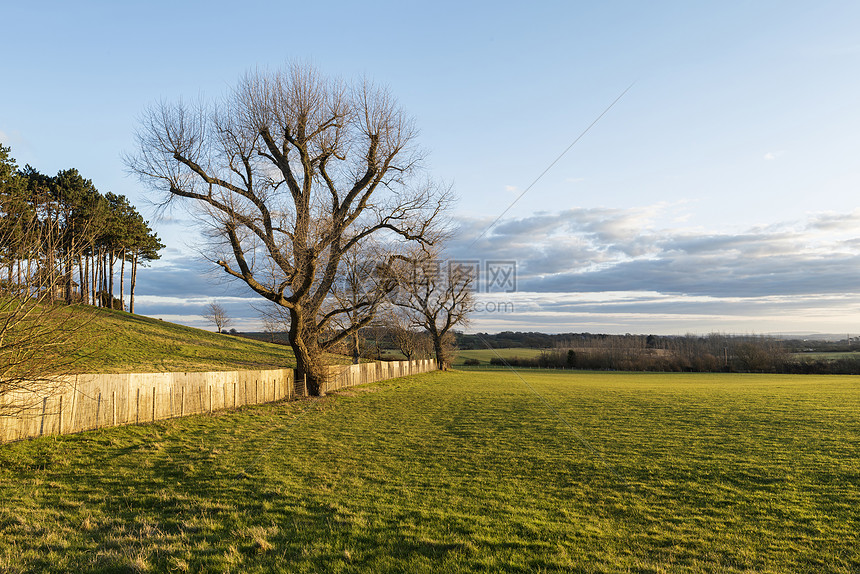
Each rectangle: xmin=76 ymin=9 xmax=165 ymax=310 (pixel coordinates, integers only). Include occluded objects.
xmin=1 ymin=369 xmax=859 ymax=573
xmin=454 ymin=347 xmax=545 ymax=365
xmin=48 ymin=306 xmax=298 ymax=373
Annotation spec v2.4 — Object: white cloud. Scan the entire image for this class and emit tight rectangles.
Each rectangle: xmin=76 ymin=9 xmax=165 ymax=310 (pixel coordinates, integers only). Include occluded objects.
xmin=504 ymin=185 xmax=518 ymax=192
xmin=763 ymin=150 xmax=785 ymax=160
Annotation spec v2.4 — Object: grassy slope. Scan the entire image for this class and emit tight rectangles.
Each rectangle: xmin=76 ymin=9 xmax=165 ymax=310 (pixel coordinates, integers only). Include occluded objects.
xmin=59 ymin=306 xmax=298 ymax=373
xmin=1 ymin=369 xmax=858 ymax=573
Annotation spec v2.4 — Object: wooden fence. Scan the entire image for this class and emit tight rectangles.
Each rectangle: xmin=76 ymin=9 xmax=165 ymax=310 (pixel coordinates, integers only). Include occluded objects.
xmin=0 ymin=359 xmax=436 ymax=443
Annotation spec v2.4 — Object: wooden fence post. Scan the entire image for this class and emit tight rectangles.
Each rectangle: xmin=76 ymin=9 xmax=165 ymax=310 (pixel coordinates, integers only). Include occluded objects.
xmin=112 ymin=391 xmax=116 ymax=427
xmin=135 ymin=388 xmax=140 ymax=425
xmin=152 ymin=386 xmax=156 ymax=421
xmin=39 ymin=396 xmax=48 ymax=437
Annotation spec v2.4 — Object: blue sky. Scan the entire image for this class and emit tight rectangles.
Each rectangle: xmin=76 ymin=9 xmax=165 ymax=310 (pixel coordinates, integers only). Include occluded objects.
xmin=3 ymin=1 xmax=860 ymax=335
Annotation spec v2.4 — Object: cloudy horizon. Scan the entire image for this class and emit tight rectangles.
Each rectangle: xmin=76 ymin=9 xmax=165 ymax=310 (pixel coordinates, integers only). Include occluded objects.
xmin=118 ymin=202 xmax=860 ymax=337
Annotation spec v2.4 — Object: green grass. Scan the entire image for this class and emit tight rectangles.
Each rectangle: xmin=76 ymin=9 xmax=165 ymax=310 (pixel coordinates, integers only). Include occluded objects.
xmin=50 ymin=305 xmax=299 ymax=373
xmin=454 ymin=347 xmax=546 ymax=365
xmin=1 ymin=369 xmax=859 ymax=573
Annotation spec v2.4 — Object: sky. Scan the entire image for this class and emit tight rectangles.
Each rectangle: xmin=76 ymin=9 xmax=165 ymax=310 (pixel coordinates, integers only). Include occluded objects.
xmin=2 ymin=1 xmax=860 ymax=335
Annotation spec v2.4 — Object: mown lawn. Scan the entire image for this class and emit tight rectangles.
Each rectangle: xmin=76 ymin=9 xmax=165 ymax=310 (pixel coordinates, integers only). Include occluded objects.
xmin=1 ymin=369 xmax=858 ymax=573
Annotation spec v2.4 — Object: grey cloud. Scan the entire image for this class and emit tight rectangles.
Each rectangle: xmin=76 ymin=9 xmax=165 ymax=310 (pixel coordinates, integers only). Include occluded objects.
xmin=452 ymin=207 xmax=860 ymax=300
xmin=527 ymin=253 xmax=860 ymax=298
xmin=131 ymin=256 xmax=264 ymax=325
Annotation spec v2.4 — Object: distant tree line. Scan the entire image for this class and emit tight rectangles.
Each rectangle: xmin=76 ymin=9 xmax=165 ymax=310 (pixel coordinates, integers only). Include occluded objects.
xmin=0 ymin=144 xmax=164 ymax=312
xmin=459 ymin=330 xmax=859 ymax=354
xmin=457 ymin=331 xmax=566 ymax=349
xmin=470 ymin=332 xmax=860 ymax=375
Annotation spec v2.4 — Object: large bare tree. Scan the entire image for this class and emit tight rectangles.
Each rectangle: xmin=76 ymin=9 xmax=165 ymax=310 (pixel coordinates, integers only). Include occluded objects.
xmin=394 ymin=251 xmax=474 ymax=369
xmin=127 ymin=64 xmax=449 ymax=394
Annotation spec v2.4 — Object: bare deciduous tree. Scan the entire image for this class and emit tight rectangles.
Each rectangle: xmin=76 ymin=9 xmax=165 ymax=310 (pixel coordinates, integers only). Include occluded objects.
xmin=325 ymin=244 xmax=397 ymax=363
xmin=394 ymin=252 xmax=474 ymax=369
xmin=203 ymin=301 xmax=232 ymax=333
xmin=260 ymin=314 xmax=279 ymax=343
xmin=127 ymin=63 xmax=449 ymax=395
xmin=387 ymin=307 xmax=431 ymax=361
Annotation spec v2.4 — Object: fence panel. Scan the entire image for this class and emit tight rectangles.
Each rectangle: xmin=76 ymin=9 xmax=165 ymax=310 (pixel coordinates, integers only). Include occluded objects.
xmin=1 ymin=360 xmax=433 ymax=443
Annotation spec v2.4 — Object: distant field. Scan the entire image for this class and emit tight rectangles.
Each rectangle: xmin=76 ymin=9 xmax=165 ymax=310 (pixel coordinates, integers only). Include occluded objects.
xmin=1 ymin=370 xmax=858 ymax=572
xmin=793 ymin=351 xmax=860 ymax=361
xmin=454 ymin=347 xmax=545 ymax=365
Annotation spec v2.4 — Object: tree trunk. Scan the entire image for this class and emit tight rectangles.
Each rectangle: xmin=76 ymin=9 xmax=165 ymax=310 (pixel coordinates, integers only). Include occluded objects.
xmin=289 ymin=308 xmax=326 ymax=396
xmin=119 ymin=248 xmax=126 ymax=311
xmin=101 ymin=251 xmax=109 ymax=305
xmin=46 ymin=234 xmax=55 ymax=304
xmin=432 ymin=333 xmax=446 ymax=370
xmin=45 ymin=204 xmax=55 ymax=304
xmin=65 ymin=250 xmax=73 ymax=304
xmin=91 ymin=252 xmax=97 ymax=306
xmin=78 ymin=254 xmax=87 ymax=305
xmin=130 ymin=251 xmax=137 ymax=314
xmin=97 ymin=249 xmax=105 ymax=306
xmin=108 ymin=251 xmax=115 ymax=305
xmin=351 ymin=331 xmax=360 ymax=364
xmin=95 ymin=252 xmax=100 ymax=306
